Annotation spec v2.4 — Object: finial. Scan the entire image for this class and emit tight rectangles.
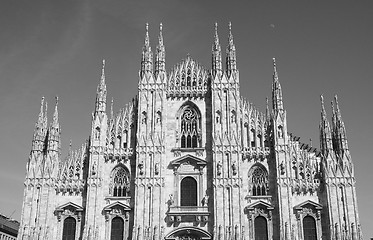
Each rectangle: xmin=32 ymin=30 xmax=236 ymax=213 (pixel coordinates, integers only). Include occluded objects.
xmin=55 ymin=95 xmax=59 ymax=106
xmin=273 ymin=57 xmax=278 ymax=80
xmin=100 ymin=59 xmax=106 ymax=83
xmin=334 ymin=95 xmax=340 ymax=113
xmin=158 ymin=22 xmax=164 ymax=46
xmin=40 ymin=96 xmax=45 ymax=115
xmin=145 ymin=23 xmax=150 ymax=46
xmin=110 ymin=98 xmax=114 ymax=119
xmin=320 ymin=95 xmax=326 ymax=114
xmin=310 ymin=138 xmax=312 ymax=147
xmin=215 ymin=22 xmax=218 ymax=34
xmin=228 ymin=22 xmax=234 ymax=46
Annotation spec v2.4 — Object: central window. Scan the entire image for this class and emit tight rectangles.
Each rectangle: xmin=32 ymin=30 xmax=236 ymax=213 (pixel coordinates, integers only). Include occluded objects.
xmin=249 ymin=165 xmax=268 ymax=196
xmin=254 ymin=216 xmax=268 ymax=240
xmin=111 ymin=166 xmax=130 ymax=197
xmin=180 ymin=177 xmax=197 ymax=206
xmin=180 ymin=105 xmax=201 ymax=148
xmin=110 ymin=217 xmax=124 ymax=240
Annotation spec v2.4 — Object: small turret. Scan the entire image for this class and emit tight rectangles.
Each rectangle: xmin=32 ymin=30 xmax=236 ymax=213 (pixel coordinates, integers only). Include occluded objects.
xmin=140 ymin=23 xmax=153 ymax=79
xmin=95 ymin=59 xmax=107 ymax=113
xmin=155 ymin=23 xmax=165 ymax=78
xmin=212 ymin=22 xmax=222 ymax=77
xmin=226 ymin=22 xmax=237 ymax=78
xmin=272 ymin=58 xmax=284 ymax=112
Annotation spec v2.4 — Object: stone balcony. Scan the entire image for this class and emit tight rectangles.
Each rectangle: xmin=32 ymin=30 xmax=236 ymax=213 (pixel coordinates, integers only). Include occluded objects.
xmin=167 ymin=206 xmax=209 ymax=223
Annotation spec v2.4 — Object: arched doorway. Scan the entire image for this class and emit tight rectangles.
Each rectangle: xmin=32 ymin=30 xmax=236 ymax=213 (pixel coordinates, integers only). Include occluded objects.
xmin=254 ymin=216 xmax=268 ymax=240
xmin=180 ymin=177 xmax=197 ymax=206
xmin=62 ymin=217 xmax=76 ymax=240
xmin=110 ymin=217 xmax=124 ymax=240
xmin=303 ymin=216 xmax=317 ymax=240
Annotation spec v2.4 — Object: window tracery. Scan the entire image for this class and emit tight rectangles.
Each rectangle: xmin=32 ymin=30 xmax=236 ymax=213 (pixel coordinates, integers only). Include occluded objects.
xmin=249 ymin=165 xmax=268 ymax=196
xmin=180 ymin=105 xmax=201 ymax=148
xmin=111 ymin=166 xmax=130 ymax=197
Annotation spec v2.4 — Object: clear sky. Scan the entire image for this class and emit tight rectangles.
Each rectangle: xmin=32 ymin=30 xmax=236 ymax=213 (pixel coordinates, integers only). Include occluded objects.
xmin=0 ymin=0 xmax=372 ymax=237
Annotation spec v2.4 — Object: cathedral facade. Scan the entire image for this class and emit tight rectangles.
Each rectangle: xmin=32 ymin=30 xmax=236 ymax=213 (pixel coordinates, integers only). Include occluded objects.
xmin=18 ymin=23 xmax=363 ymax=240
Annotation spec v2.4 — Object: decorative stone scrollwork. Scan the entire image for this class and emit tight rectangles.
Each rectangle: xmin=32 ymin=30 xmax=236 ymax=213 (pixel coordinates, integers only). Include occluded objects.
xmin=294 ymin=200 xmax=323 ymax=240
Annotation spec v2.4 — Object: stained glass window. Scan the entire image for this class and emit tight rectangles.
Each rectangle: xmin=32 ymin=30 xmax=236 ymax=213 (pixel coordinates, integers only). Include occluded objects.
xmin=250 ymin=165 xmax=268 ymax=196
xmin=180 ymin=106 xmax=200 ymax=148
xmin=112 ymin=166 xmax=130 ymax=197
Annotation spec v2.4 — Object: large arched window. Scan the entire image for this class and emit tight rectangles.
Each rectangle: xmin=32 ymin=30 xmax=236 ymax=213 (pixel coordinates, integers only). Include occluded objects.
xmin=249 ymin=165 xmax=268 ymax=196
xmin=180 ymin=177 xmax=197 ymax=206
xmin=62 ymin=217 xmax=76 ymax=240
xmin=303 ymin=216 xmax=317 ymax=240
xmin=180 ymin=105 xmax=201 ymax=148
xmin=111 ymin=166 xmax=130 ymax=197
xmin=110 ymin=217 xmax=124 ymax=240
xmin=254 ymin=216 xmax=268 ymax=240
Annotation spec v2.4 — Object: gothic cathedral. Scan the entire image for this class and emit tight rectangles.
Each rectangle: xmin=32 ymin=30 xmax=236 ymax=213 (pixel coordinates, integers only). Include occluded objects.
xmin=18 ymin=23 xmax=363 ymax=240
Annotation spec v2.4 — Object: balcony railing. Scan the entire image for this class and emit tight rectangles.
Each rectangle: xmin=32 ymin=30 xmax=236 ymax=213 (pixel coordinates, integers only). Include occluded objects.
xmin=168 ymin=206 xmax=209 ymax=215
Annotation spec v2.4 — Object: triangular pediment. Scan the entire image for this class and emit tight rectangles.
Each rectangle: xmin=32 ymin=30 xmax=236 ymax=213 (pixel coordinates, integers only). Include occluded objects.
xmin=294 ymin=200 xmax=322 ymax=210
xmin=246 ymin=200 xmax=274 ymax=210
xmin=170 ymin=154 xmax=206 ymax=167
xmin=55 ymin=202 xmax=83 ymax=212
xmin=103 ymin=201 xmax=131 ymax=211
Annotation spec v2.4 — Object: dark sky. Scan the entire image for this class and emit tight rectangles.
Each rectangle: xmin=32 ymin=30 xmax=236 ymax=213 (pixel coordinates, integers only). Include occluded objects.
xmin=0 ymin=0 xmax=372 ymax=237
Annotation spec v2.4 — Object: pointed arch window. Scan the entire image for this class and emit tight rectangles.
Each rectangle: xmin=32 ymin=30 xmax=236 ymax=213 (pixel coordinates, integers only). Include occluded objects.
xmin=303 ymin=216 xmax=317 ymax=240
xmin=62 ymin=217 xmax=76 ymax=240
xmin=180 ymin=105 xmax=201 ymax=148
xmin=249 ymin=165 xmax=268 ymax=196
xmin=254 ymin=216 xmax=268 ymax=240
xmin=110 ymin=217 xmax=124 ymax=240
xmin=111 ymin=166 xmax=130 ymax=197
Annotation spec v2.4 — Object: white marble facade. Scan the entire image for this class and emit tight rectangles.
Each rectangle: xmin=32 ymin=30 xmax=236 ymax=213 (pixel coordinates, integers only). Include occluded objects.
xmin=17 ymin=23 xmax=363 ymax=240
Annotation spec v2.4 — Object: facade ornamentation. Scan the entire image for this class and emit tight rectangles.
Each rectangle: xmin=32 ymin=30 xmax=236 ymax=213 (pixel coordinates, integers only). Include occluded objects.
xmin=17 ymin=23 xmax=363 ymax=240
